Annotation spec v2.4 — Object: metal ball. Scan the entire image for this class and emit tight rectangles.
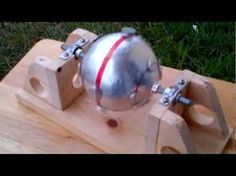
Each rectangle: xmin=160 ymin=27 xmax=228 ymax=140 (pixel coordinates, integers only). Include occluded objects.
xmin=80 ymin=29 xmax=162 ymax=111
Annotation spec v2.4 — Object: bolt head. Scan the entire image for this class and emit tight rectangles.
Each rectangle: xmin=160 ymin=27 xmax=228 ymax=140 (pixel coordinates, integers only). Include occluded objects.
xmin=61 ymin=43 xmax=69 ymax=51
xmin=80 ymin=38 xmax=86 ymax=43
xmin=121 ymin=27 xmax=137 ymax=36
xmin=160 ymin=96 xmax=170 ymax=106
xmin=64 ymin=52 xmax=70 ymax=57
xmin=178 ymin=79 xmax=185 ymax=85
xmin=163 ymin=97 xmax=169 ymax=103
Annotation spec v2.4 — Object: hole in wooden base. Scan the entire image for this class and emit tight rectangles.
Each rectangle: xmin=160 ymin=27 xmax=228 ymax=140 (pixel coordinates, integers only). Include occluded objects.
xmin=29 ymin=77 xmax=47 ymax=98
xmin=107 ymin=119 xmax=118 ymax=128
xmin=57 ymin=67 xmax=62 ymax=72
xmin=161 ymin=146 xmax=180 ymax=154
xmin=190 ymin=104 xmax=214 ymax=126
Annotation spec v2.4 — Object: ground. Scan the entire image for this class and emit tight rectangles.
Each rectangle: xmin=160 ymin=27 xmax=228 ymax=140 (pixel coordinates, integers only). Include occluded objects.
xmin=0 ymin=22 xmax=235 ymax=82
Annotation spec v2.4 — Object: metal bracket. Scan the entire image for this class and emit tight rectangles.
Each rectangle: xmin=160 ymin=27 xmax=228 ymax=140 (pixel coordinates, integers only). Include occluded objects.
xmin=59 ymin=38 xmax=88 ymax=60
xmin=152 ymin=79 xmax=193 ymax=107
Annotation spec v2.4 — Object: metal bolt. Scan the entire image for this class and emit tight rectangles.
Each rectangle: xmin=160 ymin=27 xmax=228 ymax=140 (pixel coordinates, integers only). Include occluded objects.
xmin=59 ymin=51 xmax=71 ymax=60
xmin=176 ymin=94 xmax=193 ymax=106
xmin=178 ymin=79 xmax=185 ymax=85
xmin=80 ymin=38 xmax=86 ymax=43
xmin=163 ymin=97 xmax=169 ymax=104
xmin=121 ymin=27 xmax=137 ymax=36
xmin=64 ymin=52 xmax=70 ymax=57
xmin=61 ymin=43 xmax=69 ymax=51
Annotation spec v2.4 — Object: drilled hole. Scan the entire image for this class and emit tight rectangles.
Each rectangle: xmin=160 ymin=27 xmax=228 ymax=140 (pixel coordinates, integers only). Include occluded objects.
xmin=57 ymin=67 xmax=62 ymax=72
xmin=29 ymin=77 xmax=47 ymax=98
xmin=107 ymin=119 xmax=118 ymax=128
xmin=161 ymin=146 xmax=180 ymax=154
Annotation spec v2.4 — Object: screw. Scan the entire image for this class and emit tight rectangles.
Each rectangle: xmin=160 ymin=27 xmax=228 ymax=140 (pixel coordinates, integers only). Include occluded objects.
xmin=64 ymin=52 xmax=70 ymax=57
xmin=61 ymin=43 xmax=70 ymax=51
xmin=59 ymin=51 xmax=71 ymax=60
xmin=178 ymin=79 xmax=185 ymax=85
xmin=80 ymin=38 xmax=86 ymax=43
xmin=163 ymin=97 xmax=169 ymax=104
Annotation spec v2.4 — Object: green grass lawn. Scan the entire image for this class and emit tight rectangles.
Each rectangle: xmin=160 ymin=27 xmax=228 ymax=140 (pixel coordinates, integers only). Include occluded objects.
xmin=0 ymin=22 xmax=235 ymax=82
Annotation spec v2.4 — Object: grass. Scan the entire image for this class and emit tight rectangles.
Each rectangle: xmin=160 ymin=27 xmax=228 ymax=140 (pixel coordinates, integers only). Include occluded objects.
xmin=0 ymin=22 xmax=235 ymax=82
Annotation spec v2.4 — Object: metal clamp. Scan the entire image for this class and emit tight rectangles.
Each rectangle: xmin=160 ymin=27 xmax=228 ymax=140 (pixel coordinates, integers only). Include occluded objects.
xmin=59 ymin=38 xmax=88 ymax=60
xmin=152 ymin=79 xmax=193 ymax=107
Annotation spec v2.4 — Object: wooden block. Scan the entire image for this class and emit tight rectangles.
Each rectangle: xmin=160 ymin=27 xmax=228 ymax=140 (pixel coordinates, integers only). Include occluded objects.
xmin=19 ymin=28 xmax=98 ymax=110
xmin=146 ymin=70 xmax=233 ymax=154
xmin=145 ymin=103 xmax=168 ymax=153
xmin=156 ymin=110 xmax=197 ymax=154
xmin=184 ymin=72 xmax=230 ymax=139
xmin=22 ymin=55 xmax=84 ymax=110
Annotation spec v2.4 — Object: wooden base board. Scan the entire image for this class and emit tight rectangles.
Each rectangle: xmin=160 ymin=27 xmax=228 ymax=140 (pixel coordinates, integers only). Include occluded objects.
xmin=2 ymin=37 xmax=233 ymax=154
xmin=16 ymin=87 xmax=157 ymax=153
xmin=16 ymin=78 xmax=233 ymax=154
xmin=0 ymin=83 xmax=103 ymax=153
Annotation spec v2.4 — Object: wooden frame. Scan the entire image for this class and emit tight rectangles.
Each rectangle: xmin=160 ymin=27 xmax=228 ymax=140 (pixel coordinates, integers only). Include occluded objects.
xmin=146 ymin=70 xmax=232 ymax=153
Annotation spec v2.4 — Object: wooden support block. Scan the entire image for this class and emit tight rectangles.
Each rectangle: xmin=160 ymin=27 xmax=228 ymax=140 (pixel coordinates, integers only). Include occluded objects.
xmin=20 ymin=28 xmax=97 ymax=110
xmin=145 ymin=104 xmax=167 ymax=153
xmin=184 ymin=72 xmax=230 ymax=139
xmin=146 ymin=70 xmax=233 ymax=154
xmin=22 ymin=56 xmax=83 ymax=110
xmin=156 ymin=110 xmax=197 ymax=154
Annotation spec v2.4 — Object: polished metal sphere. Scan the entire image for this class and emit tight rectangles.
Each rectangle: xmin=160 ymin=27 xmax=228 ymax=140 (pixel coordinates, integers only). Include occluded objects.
xmin=80 ymin=28 xmax=162 ymax=111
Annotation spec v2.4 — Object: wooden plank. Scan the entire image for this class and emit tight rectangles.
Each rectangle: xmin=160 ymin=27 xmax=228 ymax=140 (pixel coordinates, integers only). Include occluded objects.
xmin=1 ymin=39 xmax=235 ymax=153
xmin=0 ymin=83 xmax=103 ymax=153
xmin=16 ymin=87 xmax=149 ymax=153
